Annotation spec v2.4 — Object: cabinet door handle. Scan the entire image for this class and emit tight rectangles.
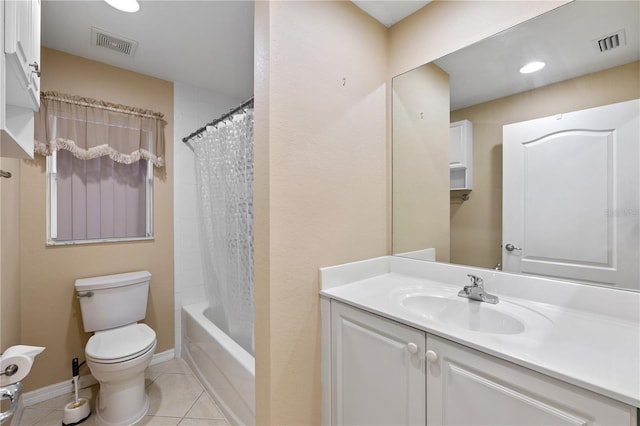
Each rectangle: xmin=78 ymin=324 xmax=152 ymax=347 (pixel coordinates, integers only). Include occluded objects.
xmin=426 ymin=350 xmax=438 ymax=363
xmin=406 ymin=342 xmax=419 ymax=355
xmin=29 ymin=62 xmax=41 ymax=77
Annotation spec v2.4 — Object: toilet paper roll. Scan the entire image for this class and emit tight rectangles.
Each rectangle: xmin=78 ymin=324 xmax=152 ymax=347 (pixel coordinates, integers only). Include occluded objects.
xmin=1 ymin=345 xmax=45 ymax=386
xmin=0 ymin=354 xmax=34 ymax=386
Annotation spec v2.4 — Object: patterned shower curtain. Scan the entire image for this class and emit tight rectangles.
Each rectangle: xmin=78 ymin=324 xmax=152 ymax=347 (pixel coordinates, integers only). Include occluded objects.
xmin=192 ymin=108 xmax=254 ymax=355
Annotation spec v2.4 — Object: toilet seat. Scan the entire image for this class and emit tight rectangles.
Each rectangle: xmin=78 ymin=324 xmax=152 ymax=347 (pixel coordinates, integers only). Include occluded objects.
xmin=86 ymin=323 xmax=156 ymax=364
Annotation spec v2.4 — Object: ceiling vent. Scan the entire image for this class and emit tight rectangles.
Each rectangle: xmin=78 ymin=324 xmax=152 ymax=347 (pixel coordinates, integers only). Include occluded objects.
xmin=593 ymin=29 xmax=626 ymax=53
xmin=91 ymin=27 xmax=138 ymax=56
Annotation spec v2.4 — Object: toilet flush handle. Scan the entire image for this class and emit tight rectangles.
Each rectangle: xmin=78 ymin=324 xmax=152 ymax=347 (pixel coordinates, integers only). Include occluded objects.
xmin=76 ymin=291 xmax=94 ymax=298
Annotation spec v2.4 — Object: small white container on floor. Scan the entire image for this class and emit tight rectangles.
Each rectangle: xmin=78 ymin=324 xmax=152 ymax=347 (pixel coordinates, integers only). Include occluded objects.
xmin=62 ymin=397 xmax=91 ymax=425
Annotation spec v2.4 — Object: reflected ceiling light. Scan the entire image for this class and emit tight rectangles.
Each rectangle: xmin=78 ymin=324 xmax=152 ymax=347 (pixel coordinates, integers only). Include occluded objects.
xmin=104 ymin=0 xmax=140 ymax=13
xmin=519 ymin=61 xmax=546 ymax=74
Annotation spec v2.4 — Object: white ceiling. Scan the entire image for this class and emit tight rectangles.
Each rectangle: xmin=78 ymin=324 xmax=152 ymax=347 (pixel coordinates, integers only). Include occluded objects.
xmin=352 ymin=0 xmax=430 ymax=27
xmin=41 ymin=0 xmax=255 ymax=100
xmin=434 ymin=1 xmax=640 ymax=110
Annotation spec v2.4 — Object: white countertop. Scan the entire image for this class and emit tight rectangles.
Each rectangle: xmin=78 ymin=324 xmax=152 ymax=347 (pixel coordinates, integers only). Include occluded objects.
xmin=320 ymin=256 xmax=640 ymax=408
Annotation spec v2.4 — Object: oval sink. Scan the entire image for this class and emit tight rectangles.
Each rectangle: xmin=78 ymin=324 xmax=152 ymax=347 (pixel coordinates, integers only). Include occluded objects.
xmin=401 ymin=295 xmax=454 ymax=321
xmin=397 ymin=290 xmax=553 ymax=335
xmin=437 ymin=302 xmax=524 ymax=334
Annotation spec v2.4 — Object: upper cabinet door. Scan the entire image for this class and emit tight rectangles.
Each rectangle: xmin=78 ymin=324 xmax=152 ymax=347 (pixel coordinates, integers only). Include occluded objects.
xmin=450 ymin=119 xmax=473 ymax=190
xmin=331 ymin=301 xmax=426 ymax=426
xmin=4 ymin=0 xmax=41 ymax=110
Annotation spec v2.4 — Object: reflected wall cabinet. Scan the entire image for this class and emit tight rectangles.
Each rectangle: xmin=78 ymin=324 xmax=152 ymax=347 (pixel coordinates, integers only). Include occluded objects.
xmin=449 ymin=119 xmax=472 ymax=190
xmin=327 ymin=301 xmax=637 ymax=426
xmin=1 ymin=0 xmax=41 ymax=158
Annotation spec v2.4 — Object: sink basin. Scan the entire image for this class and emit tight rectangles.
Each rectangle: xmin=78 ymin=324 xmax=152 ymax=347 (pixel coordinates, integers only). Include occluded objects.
xmin=397 ymin=289 xmax=553 ymax=335
xmin=437 ymin=301 xmax=524 ymax=334
xmin=401 ymin=295 xmax=454 ymax=321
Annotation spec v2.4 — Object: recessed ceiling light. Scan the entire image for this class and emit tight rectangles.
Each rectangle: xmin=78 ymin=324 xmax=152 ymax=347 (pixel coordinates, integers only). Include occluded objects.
xmin=104 ymin=0 xmax=140 ymax=13
xmin=519 ymin=61 xmax=546 ymax=74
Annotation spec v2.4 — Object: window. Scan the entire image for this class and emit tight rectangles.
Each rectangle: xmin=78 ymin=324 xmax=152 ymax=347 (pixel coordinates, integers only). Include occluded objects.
xmin=47 ymin=151 xmax=153 ymax=244
xmin=35 ymin=92 xmax=166 ymax=245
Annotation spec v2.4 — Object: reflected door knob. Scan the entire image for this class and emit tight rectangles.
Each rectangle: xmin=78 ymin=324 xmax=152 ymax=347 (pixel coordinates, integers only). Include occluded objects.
xmin=426 ymin=350 xmax=438 ymax=363
xmin=407 ymin=343 xmax=419 ymax=355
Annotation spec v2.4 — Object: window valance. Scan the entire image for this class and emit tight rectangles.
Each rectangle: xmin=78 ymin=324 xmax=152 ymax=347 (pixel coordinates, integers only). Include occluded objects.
xmin=35 ymin=91 xmax=166 ymax=168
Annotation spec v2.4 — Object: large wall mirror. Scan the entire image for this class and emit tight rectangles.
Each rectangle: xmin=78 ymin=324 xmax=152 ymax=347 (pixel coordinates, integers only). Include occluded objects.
xmin=392 ymin=1 xmax=640 ymax=292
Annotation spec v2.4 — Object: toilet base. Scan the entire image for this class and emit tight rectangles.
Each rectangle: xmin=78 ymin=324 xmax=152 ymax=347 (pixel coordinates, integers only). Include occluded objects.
xmin=95 ymin=374 xmax=149 ymax=426
xmin=87 ymin=340 xmax=156 ymax=426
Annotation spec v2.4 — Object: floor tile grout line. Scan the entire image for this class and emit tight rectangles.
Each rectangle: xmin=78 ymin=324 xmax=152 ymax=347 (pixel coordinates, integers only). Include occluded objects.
xmin=185 ymin=369 xmax=231 ymax=423
xmin=181 ymin=388 xmax=205 ymax=420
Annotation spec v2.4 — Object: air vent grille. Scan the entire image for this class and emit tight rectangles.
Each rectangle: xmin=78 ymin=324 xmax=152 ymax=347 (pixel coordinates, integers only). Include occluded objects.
xmin=91 ymin=27 xmax=138 ymax=56
xmin=593 ymin=29 xmax=626 ymax=53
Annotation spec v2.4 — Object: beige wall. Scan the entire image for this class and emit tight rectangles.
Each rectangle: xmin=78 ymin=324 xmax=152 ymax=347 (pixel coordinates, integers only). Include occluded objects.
xmin=393 ymin=63 xmax=450 ymax=261
xmin=0 ymin=157 xmax=21 ymax=350
xmin=19 ymin=48 xmax=174 ymax=391
xmin=254 ymin=1 xmax=388 ymax=424
xmin=450 ymin=61 xmax=640 ymax=268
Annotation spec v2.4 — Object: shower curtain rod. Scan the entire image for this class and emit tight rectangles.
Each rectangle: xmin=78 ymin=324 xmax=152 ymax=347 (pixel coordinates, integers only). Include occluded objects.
xmin=182 ymin=97 xmax=254 ymax=143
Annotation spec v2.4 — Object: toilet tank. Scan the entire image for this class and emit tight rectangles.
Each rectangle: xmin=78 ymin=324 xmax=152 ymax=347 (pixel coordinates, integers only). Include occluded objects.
xmin=75 ymin=270 xmax=151 ymax=332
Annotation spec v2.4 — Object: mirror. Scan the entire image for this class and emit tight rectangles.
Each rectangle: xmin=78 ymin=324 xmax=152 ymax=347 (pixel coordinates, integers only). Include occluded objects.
xmin=392 ymin=1 xmax=640 ymax=291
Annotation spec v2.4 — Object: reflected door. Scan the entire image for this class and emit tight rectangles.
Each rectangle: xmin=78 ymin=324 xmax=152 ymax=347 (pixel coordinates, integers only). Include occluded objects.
xmin=502 ymin=99 xmax=639 ymax=288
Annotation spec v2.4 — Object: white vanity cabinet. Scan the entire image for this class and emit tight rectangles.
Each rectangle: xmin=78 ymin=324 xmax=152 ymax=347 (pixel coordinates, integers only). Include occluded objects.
xmin=1 ymin=0 xmax=40 ymax=158
xmin=331 ymin=301 xmax=426 ymax=426
xmin=327 ymin=301 xmax=637 ymax=426
xmin=426 ymin=334 xmax=636 ymax=426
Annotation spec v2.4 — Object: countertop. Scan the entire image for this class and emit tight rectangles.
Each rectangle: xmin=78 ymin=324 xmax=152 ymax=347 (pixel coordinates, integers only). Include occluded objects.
xmin=320 ymin=256 xmax=640 ymax=408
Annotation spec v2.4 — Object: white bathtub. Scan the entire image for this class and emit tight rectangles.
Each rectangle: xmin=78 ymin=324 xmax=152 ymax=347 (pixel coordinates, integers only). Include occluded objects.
xmin=182 ymin=302 xmax=255 ymax=425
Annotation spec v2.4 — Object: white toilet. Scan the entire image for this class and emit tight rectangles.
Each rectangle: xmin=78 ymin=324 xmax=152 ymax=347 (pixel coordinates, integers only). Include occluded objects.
xmin=75 ymin=271 xmax=157 ymax=426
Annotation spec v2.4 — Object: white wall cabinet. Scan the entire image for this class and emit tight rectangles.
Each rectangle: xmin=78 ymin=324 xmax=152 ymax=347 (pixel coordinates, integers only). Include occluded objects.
xmin=1 ymin=0 xmax=41 ymax=158
xmin=328 ymin=301 xmax=637 ymax=426
xmin=331 ymin=301 xmax=426 ymax=426
xmin=449 ymin=119 xmax=472 ymax=190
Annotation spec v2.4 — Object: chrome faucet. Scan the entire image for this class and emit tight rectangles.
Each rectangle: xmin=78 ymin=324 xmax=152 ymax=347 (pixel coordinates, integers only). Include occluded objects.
xmin=458 ymin=274 xmax=499 ymax=304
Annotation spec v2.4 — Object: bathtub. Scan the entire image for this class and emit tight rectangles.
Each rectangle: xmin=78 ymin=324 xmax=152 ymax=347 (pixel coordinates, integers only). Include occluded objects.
xmin=182 ymin=302 xmax=255 ymax=425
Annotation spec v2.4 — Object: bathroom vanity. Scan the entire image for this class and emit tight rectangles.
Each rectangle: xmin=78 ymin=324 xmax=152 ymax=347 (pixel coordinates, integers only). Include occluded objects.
xmin=320 ymin=256 xmax=640 ymax=425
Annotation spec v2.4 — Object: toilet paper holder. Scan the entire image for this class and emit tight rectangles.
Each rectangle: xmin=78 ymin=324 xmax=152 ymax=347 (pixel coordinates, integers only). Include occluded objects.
xmin=0 ymin=382 xmax=22 ymax=424
xmin=1 ymin=364 xmax=18 ymax=377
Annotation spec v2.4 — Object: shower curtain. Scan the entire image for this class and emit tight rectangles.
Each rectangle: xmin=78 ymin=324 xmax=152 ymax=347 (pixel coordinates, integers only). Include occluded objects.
xmin=192 ymin=108 xmax=254 ymax=355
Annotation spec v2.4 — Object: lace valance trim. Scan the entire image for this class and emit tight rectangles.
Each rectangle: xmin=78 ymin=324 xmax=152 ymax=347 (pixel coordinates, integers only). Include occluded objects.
xmin=35 ymin=138 xmax=165 ymax=168
xmin=41 ymin=91 xmax=167 ymax=123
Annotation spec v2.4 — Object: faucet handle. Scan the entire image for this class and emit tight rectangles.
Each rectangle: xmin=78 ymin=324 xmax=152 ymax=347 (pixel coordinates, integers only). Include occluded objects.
xmin=467 ymin=274 xmax=484 ymax=287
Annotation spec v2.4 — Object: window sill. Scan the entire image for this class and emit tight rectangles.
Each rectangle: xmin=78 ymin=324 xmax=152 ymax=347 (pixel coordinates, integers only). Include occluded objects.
xmin=46 ymin=236 xmax=154 ymax=246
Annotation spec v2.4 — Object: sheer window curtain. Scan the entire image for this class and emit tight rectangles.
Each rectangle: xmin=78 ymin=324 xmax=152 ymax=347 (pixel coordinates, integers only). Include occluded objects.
xmin=35 ymin=92 xmax=166 ymax=243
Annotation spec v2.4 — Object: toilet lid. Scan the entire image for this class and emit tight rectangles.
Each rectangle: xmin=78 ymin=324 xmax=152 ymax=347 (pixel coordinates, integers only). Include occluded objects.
xmin=86 ymin=323 xmax=156 ymax=363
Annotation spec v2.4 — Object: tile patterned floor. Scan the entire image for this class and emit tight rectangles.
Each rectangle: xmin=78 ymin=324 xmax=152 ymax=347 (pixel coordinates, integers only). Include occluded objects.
xmin=17 ymin=358 xmax=230 ymax=426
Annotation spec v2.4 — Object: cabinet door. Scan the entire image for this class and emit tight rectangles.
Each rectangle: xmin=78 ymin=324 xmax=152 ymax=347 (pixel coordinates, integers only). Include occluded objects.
xmin=426 ymin=334 xmax=636 ymax=426
xmin=4 ymin=0 xmax=41 ymax=109
xmin=331 ymin=301 xmax=426 ymax=426
xmin=449 ymin=119 xmax=472 ymax=190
